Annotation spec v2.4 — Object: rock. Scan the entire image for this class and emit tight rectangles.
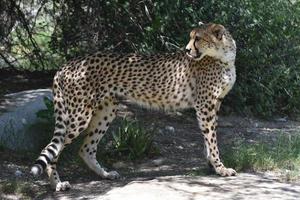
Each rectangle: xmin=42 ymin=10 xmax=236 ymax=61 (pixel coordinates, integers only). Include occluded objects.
xmin=158 ymin=129 xmax=164 ymax=134
xmin=15 ymin=170 xmax=22 ymax=177
xmin=152 ymin=158 xmax=165 ymax=166
xmin=165 ymin=126 xmax=175 ymax=133
xmin=0 ymin=89 xmax=52 ymax=150
xmin=112 ymin=161 xmax=127 ymax=169
xmin=219 ymin=121 xmax=234 ymax=127
xmin=275 ymin=117 xmax=288 ymax=122
xmin=112 ymin=161 xmax=132 ymax=169
xmin=176 ymin=112 xmax=183 ymax=116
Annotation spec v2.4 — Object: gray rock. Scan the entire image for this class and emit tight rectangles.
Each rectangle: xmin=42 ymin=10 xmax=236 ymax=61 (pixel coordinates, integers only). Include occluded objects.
xmin=15 ymin=169 xmax=23 ymax=177
xmin=0 ymin=89 xmax=52 ymax=150
xmin=275 ymin=117 xmax=288 ymax=122
xmin=219 ymin=121 xmax=234 ymax=127
xmin=112 ymin=161 xmax=127 ymax=169
xmin=152 ymin=158 xmax=165 ymax=166
xmin=165 ymin=126 xmax=175 ymax=133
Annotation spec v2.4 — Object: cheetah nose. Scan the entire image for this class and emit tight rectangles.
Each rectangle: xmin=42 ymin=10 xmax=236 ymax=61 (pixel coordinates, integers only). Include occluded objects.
xmin=185 ymin=48 xmax=191 ymax=54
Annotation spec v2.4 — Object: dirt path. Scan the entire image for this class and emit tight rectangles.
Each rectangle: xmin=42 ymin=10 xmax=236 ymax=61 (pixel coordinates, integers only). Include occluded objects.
xmin=77 ymin=174 xmax=300 ymax=200
xmin=1 ymin=100 xmax=300 ymax=199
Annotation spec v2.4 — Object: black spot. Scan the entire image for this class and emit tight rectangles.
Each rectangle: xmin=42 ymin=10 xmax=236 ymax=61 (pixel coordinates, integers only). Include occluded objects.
xmin=79 ymin=127 xmax=84 ymax=132
xmin=35 ymin=159 xmax=47 ymax=170
xmin=47 ymin=148 xmax=56 ymax=158
xmin=54 ymin=132 xmax=63 ymax=137
xmin=79 ymin=121 xmax=86 ymax=126
xmin=55 ymin=123 xmax=64 ymax=129
xmin=203 ymin=128 xmax=209 ymax=134
xmin=40 ymin=154 xmax=51 ymax=163
xmin=52 ymin=138 xmax=59 ymax=144
xmin=49 ymin=144 xmax=58 ymax=150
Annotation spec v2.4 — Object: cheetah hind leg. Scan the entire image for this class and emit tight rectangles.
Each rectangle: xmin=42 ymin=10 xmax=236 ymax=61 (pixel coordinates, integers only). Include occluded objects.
xmin=46 ymin=105 xmax=94 ymax=191
xmin=79 ymin=98 xmax=120 ymax=179
xmin=46 ymin=148 xmax=72 ymax=191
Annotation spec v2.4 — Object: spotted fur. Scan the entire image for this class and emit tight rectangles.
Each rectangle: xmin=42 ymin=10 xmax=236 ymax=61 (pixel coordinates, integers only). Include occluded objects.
xmin=31 ymin=23 xmax=237 ymax=191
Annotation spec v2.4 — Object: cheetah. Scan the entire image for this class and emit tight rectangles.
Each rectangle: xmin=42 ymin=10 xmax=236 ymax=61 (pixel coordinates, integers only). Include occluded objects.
xmin=31 ymin=23 xmax=237 ymax=191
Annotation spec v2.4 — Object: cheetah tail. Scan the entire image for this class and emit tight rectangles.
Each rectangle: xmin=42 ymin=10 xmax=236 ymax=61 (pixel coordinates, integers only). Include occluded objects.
xmin=31 ymin=71 xmax=67 ymax=177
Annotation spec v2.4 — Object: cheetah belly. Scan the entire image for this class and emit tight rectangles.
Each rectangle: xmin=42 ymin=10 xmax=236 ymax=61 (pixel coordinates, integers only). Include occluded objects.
xmin=125 ymin=88 xmax=194 ymax=110
xmin=118 ymin=81 xmax=194 ymax=111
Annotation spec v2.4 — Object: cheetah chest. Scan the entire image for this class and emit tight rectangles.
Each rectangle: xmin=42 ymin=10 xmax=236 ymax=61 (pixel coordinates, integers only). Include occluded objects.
xmin=218 ymin=66 xmax=236 ymax=99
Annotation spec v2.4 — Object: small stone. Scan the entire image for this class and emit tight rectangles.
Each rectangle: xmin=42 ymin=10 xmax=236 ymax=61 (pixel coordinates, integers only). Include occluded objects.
xmin=177 ymin=145 xmax=184 ymax=150
xmin=158 ymin=129 xmax=164 ymax=134
xmin=176 ymin=112 xmax=183 ymax=116
xmin=275 ymin=117 xmax=287 ymax=122
xmin=165 ymin=126 xmax=175 ymax=133
xmin=15 ymin=169 xmax=22 ymax=177
xmin=112 ymin=161 xmax=127 ymax=169
xmin=219 ymin=122 xmax=234 ymax=127
xmin=21 ymin=118 xmax=27 ymax=124
xmin=152 ymin=158 xmax=164 ymax=166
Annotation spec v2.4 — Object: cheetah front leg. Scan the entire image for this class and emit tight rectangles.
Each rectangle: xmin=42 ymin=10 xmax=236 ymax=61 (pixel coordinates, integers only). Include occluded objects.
xmin=195 ymin=104 xmax=236 ymax=176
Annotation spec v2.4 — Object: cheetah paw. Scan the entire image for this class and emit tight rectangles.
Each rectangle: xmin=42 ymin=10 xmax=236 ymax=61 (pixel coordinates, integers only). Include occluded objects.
xmin=55 ymin=181 xmax=71 ymax=192
xmin=216 ymin=167 xmax=237 ymax=177
xmin=104 ymin=171 xmax=120 ymax=180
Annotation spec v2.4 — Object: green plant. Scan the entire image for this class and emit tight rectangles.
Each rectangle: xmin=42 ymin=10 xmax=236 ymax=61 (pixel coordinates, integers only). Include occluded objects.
xmin=222 ymin=133 xmax=300 ymax=180
xmin=24 ymin=96 xmax=55 ymax=152
xmin=111 ymin=119 xmax=157 ymax=160
xmin=36 ymin=97 xmax=54 ymax=122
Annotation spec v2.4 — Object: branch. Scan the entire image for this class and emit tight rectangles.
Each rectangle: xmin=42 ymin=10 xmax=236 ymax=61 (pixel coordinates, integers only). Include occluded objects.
xmin=0 ymin=51 xmax=18 ymax=71
xmin=11 ymin=0 xmax=46 ymax=70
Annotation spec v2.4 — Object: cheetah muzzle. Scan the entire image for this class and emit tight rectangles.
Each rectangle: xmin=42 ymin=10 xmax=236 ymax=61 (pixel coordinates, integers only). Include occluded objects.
xmin=31 ymin=22 xmax=237 ymax=191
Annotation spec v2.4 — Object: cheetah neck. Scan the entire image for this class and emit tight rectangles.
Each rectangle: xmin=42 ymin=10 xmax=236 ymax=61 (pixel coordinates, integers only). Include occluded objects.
xmin=193 ymin=55 xmax=235 ymax=69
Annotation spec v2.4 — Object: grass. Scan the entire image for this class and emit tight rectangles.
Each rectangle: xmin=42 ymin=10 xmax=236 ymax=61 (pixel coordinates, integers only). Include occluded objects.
xmin=97 ymin=118 xmax=159 ymax=163
xmin=222 ymin=133 xmax=300 ymax=181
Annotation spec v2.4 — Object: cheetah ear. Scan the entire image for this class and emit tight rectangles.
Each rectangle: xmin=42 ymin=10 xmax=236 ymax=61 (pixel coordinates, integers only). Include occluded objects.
xmin=212 ymin=24 xmax=225 ymax=40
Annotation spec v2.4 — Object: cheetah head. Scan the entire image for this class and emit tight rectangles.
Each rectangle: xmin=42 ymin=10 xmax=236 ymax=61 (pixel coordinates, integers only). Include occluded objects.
xmin=185 ymin=23 xmax=236 ymax=63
